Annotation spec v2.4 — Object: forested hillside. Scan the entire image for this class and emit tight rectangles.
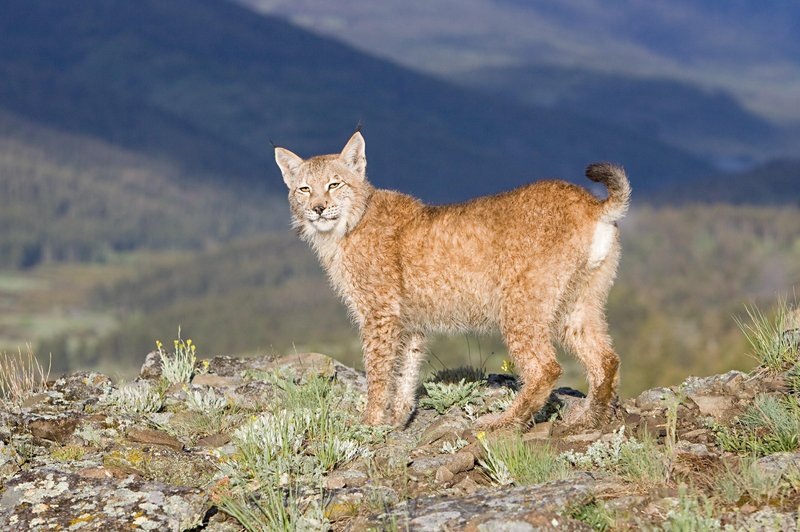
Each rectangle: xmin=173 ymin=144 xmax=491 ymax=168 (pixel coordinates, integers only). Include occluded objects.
xmin=0 ymin=111 xmax=281 ymax=269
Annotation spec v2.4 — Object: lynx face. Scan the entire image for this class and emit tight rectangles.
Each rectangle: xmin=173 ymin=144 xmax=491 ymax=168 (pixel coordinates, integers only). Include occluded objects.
xmin=275 ymin=133 xmax=369 ymax=238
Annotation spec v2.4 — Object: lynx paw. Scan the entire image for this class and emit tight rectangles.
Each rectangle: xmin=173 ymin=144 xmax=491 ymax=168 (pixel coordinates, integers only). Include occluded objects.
xmin=391 ymin=399 xmax=416 ymax=428
xmin=473 ymin=412 xmax=522 ymax=432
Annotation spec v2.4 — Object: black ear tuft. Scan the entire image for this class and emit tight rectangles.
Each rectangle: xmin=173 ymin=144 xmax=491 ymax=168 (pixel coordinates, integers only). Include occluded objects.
xmin=269 ymin=138 xmax=280 ymax=149
xmin=355 ymin=121 xmax=364 ymax=134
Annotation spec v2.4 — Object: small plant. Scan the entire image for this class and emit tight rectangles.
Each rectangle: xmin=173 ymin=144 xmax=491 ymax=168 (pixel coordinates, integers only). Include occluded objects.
xmin=185 ymin=387 xmax=227 ymax=415
xmin=714 ymin=394 xmax=800 ymax=456
xmin=564 ymin=500 xmax=615 ymax=531
xmin=735 ymin=300 xmax=799 ymax=371
xmin=0 ymin=345 xmax=51 ymax=406
xmin=717 ymin=455 xmax=784 ymax=505
xmin=156 ymin=333 xmax=197 ymax=385
xmin=106 ymin=381 xmax=163 ymax=415
xmin=477 ymin=432 xmax=570 ymax=486
xmin=441 ymin=437 xmax=469 ymax=454
xmin=419 ymin=378 xmax=485 ymax=415
xmin=661 ymin=484 xmax=721 ymax=531
xmin=562 ymin=427 xmax=667 ymax=486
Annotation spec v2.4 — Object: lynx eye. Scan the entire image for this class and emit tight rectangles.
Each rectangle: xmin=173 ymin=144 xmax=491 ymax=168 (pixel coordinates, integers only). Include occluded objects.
xmin=298 ymin=186 xmax=311 ymax=193
xmin=328 ymin=182 xmax=341 ymax=190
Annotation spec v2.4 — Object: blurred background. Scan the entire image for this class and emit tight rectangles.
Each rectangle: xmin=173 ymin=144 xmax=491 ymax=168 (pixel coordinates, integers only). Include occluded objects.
xmin=0 ymin=0 xmax=798 ymax=396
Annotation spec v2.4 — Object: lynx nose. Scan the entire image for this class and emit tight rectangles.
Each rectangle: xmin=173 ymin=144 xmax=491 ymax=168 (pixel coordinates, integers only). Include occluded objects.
xmin=312 ymin=205 xmax=326 ymax=215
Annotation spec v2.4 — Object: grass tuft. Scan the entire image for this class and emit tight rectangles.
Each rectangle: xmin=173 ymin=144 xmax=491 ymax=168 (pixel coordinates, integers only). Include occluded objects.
xmin=735 ymin=300 xmax=799 ymax=371
xmin=564 ymin=499 xmax=615 ymax=531
xmin=714 ymin=394 xmax=800 ymax=456
xmin=477 ymin=432 xmax=571 ymax=486
xmin=0 ymin=345 xmax=51 ymax=406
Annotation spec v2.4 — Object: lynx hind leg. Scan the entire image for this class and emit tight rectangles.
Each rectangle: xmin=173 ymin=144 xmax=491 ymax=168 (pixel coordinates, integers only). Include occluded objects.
xmin=559 ymin=248 xmax=621 ymax=427
xmin=360 ymin=315 xmax=405 ymax=426
xmin=479 ymin=309 xmax=562 ymax=430
xmin=391 ymin=333 xmax=427 ymax=427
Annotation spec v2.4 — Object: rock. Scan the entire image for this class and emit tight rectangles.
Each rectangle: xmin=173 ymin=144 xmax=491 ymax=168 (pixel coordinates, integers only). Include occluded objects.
xmin=418 ymin=415 xmax=470 ymax=446
xmin=681 ymin=370 xmax=748 ymax=396
xmin=435 ymin=466 xmax=455 ymax=484
xmin=523 ymin=422 xmax=552 ymax=441
xmin=324 ymin=469 xmax=368 ymax=489
xmin=126 ymin=428 xmax=184 ymax=451
xmin=454 ymin=475 xmax=480 ymax=495
xmin=535 ymin=388 xmax=586 ymax=423
xmin=139 ymin=350 xmax=163 ymax=380
xmin=52 ymin=372 xmax=113 ymax=402
xmin=635 ymin=387 xmax=675 ymax=411
xmin=191 ymin=374 xmax=242 ymax=387
xmin=230 ymin=381 xmax=275 ymax=410
xmin=20 ymin=393 xmax=51 ymax=409
xmin=410 ymin=451 xmax=475 ymax=476
xmin=365 ymin=478 xmax=595 ymax=531
xmin=28 ymin=415 xmax=79 ymax=443
xmin=754 ymin=451 xmax=800 ymax=477
xmin=0 ymin=467 xmax=210 ymax=530
xmin=78 ymin=466 xmax=140 ymax=480
xmin=686 ymin=394 xmax=739 ymax=421
xmin=196 ymin=433 xmax=231 ymax=448
xmin=726 ymin=507 xmax=799 ymax=532
xmin=465 ymin=511 xmax=592 ymax=531
xmin=563 ymin=431 xmax=602 ymax=444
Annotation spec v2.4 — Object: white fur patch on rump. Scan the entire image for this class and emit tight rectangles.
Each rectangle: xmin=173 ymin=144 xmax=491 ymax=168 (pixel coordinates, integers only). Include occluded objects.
xmin=588 ymin=222 xmax=615 ymax=268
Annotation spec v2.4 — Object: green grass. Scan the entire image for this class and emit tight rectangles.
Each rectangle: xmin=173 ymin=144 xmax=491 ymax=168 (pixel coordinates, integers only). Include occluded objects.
xmin=661 ymin=485 xmax=721 ymax=531
xmin=564 ymin=500 xmax=616 ymax=531
xmin=714 ymin=394 xmax=800 ymax=456
xmin=736 ymin=299 xmax=799 ymax=371
xmin=717 ymin=455 xmax=785 ymax=506
xmin=214 ymin=369 xmax=387 ymax=529
xmin=478 ymin=433 xmax=571 ymax=486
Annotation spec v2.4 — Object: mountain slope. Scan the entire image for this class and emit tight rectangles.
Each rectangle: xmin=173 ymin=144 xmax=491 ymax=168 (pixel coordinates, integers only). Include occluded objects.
xmin=658 ymin=160 xmax=800 ymax=206
xmin=455 ymin=64 xmax=781 ymax=168
xmin=239 ymin=0 xmax=800 ymax=124
xmin=0 ymin=0 xmax=711 ymax=203
xmin=0 ymin=110 xmax=282 ymax=268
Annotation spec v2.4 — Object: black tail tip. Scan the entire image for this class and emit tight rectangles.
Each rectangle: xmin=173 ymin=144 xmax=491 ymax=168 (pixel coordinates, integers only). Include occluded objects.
xmin=585 ymin=162 xmax=622 ymax=183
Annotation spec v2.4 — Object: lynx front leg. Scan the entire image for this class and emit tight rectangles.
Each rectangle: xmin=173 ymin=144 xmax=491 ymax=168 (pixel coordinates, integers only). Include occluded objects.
xmin=360 ymin=315 xmax=404 ymax=426
xmin=391 ymin=333 xmax=427 ymax=427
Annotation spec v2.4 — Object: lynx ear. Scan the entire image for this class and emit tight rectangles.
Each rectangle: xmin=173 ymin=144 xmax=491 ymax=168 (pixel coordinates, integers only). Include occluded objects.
xmin=339 ymin=131 xmax=366 ymax=179
xmin=274 ymin=147 xmax=304 ymax=188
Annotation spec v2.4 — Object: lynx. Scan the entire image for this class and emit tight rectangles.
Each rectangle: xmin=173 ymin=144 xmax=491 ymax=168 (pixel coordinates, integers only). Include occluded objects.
xmin=274 ymin=131 xmax=630 ymax=430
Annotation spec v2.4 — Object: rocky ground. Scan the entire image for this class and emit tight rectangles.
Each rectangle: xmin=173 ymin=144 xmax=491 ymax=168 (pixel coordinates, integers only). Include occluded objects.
xmin=1 ymin=321 xmax=799 ymax=530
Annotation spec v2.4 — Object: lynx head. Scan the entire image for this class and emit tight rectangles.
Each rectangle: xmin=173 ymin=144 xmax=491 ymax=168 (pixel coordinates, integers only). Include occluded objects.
xmin=275 ymin=131 xmax=372 ymax=239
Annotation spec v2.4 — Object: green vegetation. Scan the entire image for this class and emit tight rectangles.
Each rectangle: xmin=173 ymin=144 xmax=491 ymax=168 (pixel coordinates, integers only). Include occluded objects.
xmin=714 ymin=394 xmax=800 ymax=456
xmin=661 ymin=485 xmax=721 ymax=532
xmin=105 ymin=381 xmax=164 ymax=415
xmin=562 ymin=427 xmax=668 ymax=486
xmin=157 ymin=335 xmax=197 ymax=385
xmin=214 ymin=368 xmax=387 ymax=529
xmin=477 ymin=433 xmax=571 ymax=486
xmin=736 ymin=299 xmax=799 ymax=371
xmin=564 ymin=499 xmax=616 ymax=531
xmin=419 ymin=379 xmax=485 ymax=415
